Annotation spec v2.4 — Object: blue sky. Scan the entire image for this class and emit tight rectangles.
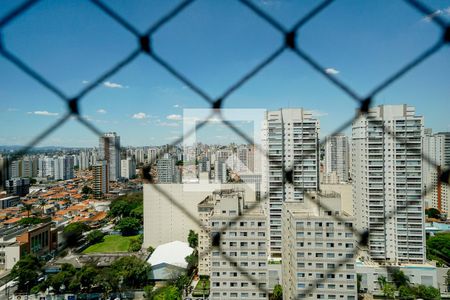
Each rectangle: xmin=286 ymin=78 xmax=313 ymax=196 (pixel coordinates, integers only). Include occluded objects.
xmin=0 ymin=0 xmax=449 ymax=147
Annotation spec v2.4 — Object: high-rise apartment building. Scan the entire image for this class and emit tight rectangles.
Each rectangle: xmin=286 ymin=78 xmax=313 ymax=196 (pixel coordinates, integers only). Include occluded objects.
xmin=54 ymin=156 xmax=74 ymax=181
xmin=121 ymin=157 xmax=136 ymax=179
xmin=134 ymin=148 xmax=145 ymax=165
xmin=92 ymin=160 xmax=108 ymax=198
xmin=5 ymin=178 xmax=30 ymax=196
xmin=324 ymin=134 xmax=349 ymax=183
xmin=147 ymin=148 xmax=158 ymax=164
xmin=352 ymin=104 xmax=425 ymax=264
xmin=214 ymin=159 xmax=227 ymax=184
xmin=423 ymin=130 xmax=450 ymax=213
xmin=0 ymin=155 xmax=10 ymax=191
xmin=208 ymin=190 xmax=268 ymax=300
xmin=156 ymin=154 xmax=177 ymax=183
xmin=262 ymin=108 xmax=319 ymax=257
xmin=282 ymin=192 xmax=357 ymax=300
xmin=99 ymin=132 xmax=121 ymax=181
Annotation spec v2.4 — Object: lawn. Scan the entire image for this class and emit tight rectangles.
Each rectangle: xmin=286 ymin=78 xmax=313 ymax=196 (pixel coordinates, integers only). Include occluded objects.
xmin=83 ymin=235 xmax=140 ymax=253
xmin=193 ymin=277 xmax=210 ymax=297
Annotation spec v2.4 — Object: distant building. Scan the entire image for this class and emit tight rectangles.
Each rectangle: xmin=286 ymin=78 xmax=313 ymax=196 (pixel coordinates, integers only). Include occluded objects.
xmin=0 ymin=195 xmax=20 ymax=209
xmin=99 ymin=132 xmax=121 ymax=181
xmin=121 ymin=157 xmax=136 ymax=179
xmin=93 ymin=161 xmax=108 ymax=199
xmin=157 ymin=155 xmax=177 ymax=183
xmin=147 ymin=241 xmax=193 ymax=281
xmin=5 ymin=177 xmax=30 ymax=196
xmin=324 ymin=134 xmax=349 ymax=183
xmin=214 ymin=159 xmax=227 ymax=183
xmin=54 ymin=156 xmax=74 ymax=180
xmin=423 ymin=130 xmax=450 ymax=214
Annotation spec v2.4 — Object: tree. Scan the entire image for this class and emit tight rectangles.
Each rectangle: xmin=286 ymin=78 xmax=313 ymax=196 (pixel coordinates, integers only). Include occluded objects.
xmin=187 ymin=230 xmax=198 ymax=249
xmin=129 ymin=235 xmax=143 ymax=252
xmin=391 ymin=269 xmax=410 ymax=288
xmin=414 ymin=285 xmax=441 ymax=300
xmin=18 ymin=217 xmax=43 ymax=226
xmin=87 ymin=230 xmax=105 ymax=244
xmin=82 ymin=185 xmax=93 ymax=195
xmin=110 ymin=256 xmax=151 ymax=289
xmin=147 ymin=246 xmax=155 ymax=255
xmin=426 ymin=208 xmax=441 ymax=219
xmin=382 ymin=283 xmax=396 ymax=299
xmin=22 ymin=203 xmax=33 ymax=218
xmin=378 ymin=275 xmax=387 ymax=290
xmin=270 ymin=284 xmax=283 ymax=300
xmin=63 ymin=222 xmax=90 ymax=247
xmin=131 ymin=204 xmax=144 ymax=220
xmin=398 ymin=285 xmax=415 ymax=300
xmin=115 ymin=217 xmax=141 ymax=236
xmin=185 ymin=252 xmax=198 ymax=276
xmin=10 ymin=255 xmax=42 ymax=292
xmin=77 ymin=265 xmax=99 ymax=292
xmin=47 ymin=263 xmax=76 ymax=292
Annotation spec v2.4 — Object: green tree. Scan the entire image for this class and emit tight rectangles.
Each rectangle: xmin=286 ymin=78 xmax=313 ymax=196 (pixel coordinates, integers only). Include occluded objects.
xmin=147 ymin=246 xmax=155 ymax=255
xmin=86 ymin=230 xmax=105 ymax=244
xmin=185 ymin=252 xmax=198 ymax=276
xmin=130 ymin=204 xmax=144 ymax=220
xmin=22 ymin=203 xmax=33 ymax=218
xmin=128 ymin=235 xmax=143 ymax=252
xmin=18 ymin=217 xmax=43 ymax=226
xmin=82 ymin=185 xmax=93 ymax=195
xmin=77 ymin=265 xmax=99 ymax=292
xmin=270 ymin=284 xmax=283 ymax=300
xmin=187 ymin=230 xmax=198 ymax=249
xmin=115 ymin=217 xmax=141 ymax=236
xmin=378 ymin=275 xmax=387 ymax=290
xmin=414 ymin=285 xmax=441 ymax=300
xmin=110 ymin=256 xmax=151 ymax=289
xmin=63 ymin=222 xmax=90 ymax=247
xmin=382 ymin=283 xmax=396 ymax=299
xmin=426 ymin=208 xmax=441 ymax=219
xmin=95 ymin=267 xmax=121 ymax=296
xmin=10 ymin=255 xmax=42 ymax=292
xmin=392 ymin=269 xmax=410 ymax=288
xmin=398 ymin=285 xmax=415 ymax=300
xmin=47 ymin=263 xmax=76 ymax=292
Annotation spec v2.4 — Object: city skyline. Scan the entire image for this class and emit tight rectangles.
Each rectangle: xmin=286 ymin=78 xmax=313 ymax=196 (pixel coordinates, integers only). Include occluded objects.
xmin=1 ymin=1 xmax=450 ymax=147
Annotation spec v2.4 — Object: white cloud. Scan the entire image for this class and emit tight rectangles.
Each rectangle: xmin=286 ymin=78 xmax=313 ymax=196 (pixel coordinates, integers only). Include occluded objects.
xmin=309 ymin=110 xmax=328 ymax=117
xmin=97 ymin=109 xmax=107 ymax=114
xmin=132 ymin=112 xmax=148 ymax=119
xmin=6 ymin=108 xmax=18 ymax=112
xmin=173 ymin=104 xmax=180 ymax=108
xmin=422 ymin=7 xmax=450 ymax=22
xmin=28 ymin=111 xmax=59 ymax=116
xmin=167 ymin=114 xmax=182 ymax=121
xmin=81 ymin=80 xmax=89 ymax=84
xmin=103 ymin=81 xmax=128 ymax=89
xmin=325 ymin=68 xmax=340 ymax=75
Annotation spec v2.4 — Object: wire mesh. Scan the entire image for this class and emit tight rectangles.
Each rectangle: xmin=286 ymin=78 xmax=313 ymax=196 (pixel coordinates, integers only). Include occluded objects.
xmin=0 ymin=0 xmax=449 ymax=299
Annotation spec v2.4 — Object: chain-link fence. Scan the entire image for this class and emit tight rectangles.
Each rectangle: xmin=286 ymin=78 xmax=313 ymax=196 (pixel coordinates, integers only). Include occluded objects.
xmin=1 ymin=0 xmax=449 ymax=299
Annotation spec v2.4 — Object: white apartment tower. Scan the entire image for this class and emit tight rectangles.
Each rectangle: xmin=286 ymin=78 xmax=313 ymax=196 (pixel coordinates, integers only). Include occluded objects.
xmin=282 ymin=192 xmax=357 ymax=300
xmin=262 ymin=108 xmax=319 ymax=257
xmin=121 ymin=157 xmax=136 ymax=179
xmin=324 ymin=134 xmax=349 ymax=183
xmin=156 ymin=154 xmax=176 ymax=183
xmin=352 ymin=104 xmax=425 ymax=264
xmin=423 ymin=130 xmax=450 ymax=213
xmin=208 ymin=190 xmax=268 ymax=300
xmin=99 ymin=132 xmax=121 ymax=181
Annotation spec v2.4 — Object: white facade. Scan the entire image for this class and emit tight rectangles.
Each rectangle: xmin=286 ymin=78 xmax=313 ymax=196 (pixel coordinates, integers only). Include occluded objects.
xmin=282 ymin=193 xmax=357 ymax=300
xmin=324 ymin=134 xmax=349 ymax=183
xmin=262 ymin=108 xmax=319 ymax=257
xmin=54 ymin=156 xmax=74 ymax=180
xmin=209 ymin=191 xmax=268 ymax=300
xmin=121 ymin=157 xmax=136 ymax=179
xmin=157 ymin=156 xmax=176 ymax=183
xmin=352 ymin=104 xmax=425 ymax=264
xmin=214 ymin=159 xmax=227 ymax=183
xmin=99 ymin=132 xmax=121 ymax=181
xmin=143 ymin=183 xmax=257 ymax=249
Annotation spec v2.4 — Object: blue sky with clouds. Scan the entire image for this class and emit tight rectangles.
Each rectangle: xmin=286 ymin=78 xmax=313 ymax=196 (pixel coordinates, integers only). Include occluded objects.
xmin=0 ymin=0 xmax=449 ymax=147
